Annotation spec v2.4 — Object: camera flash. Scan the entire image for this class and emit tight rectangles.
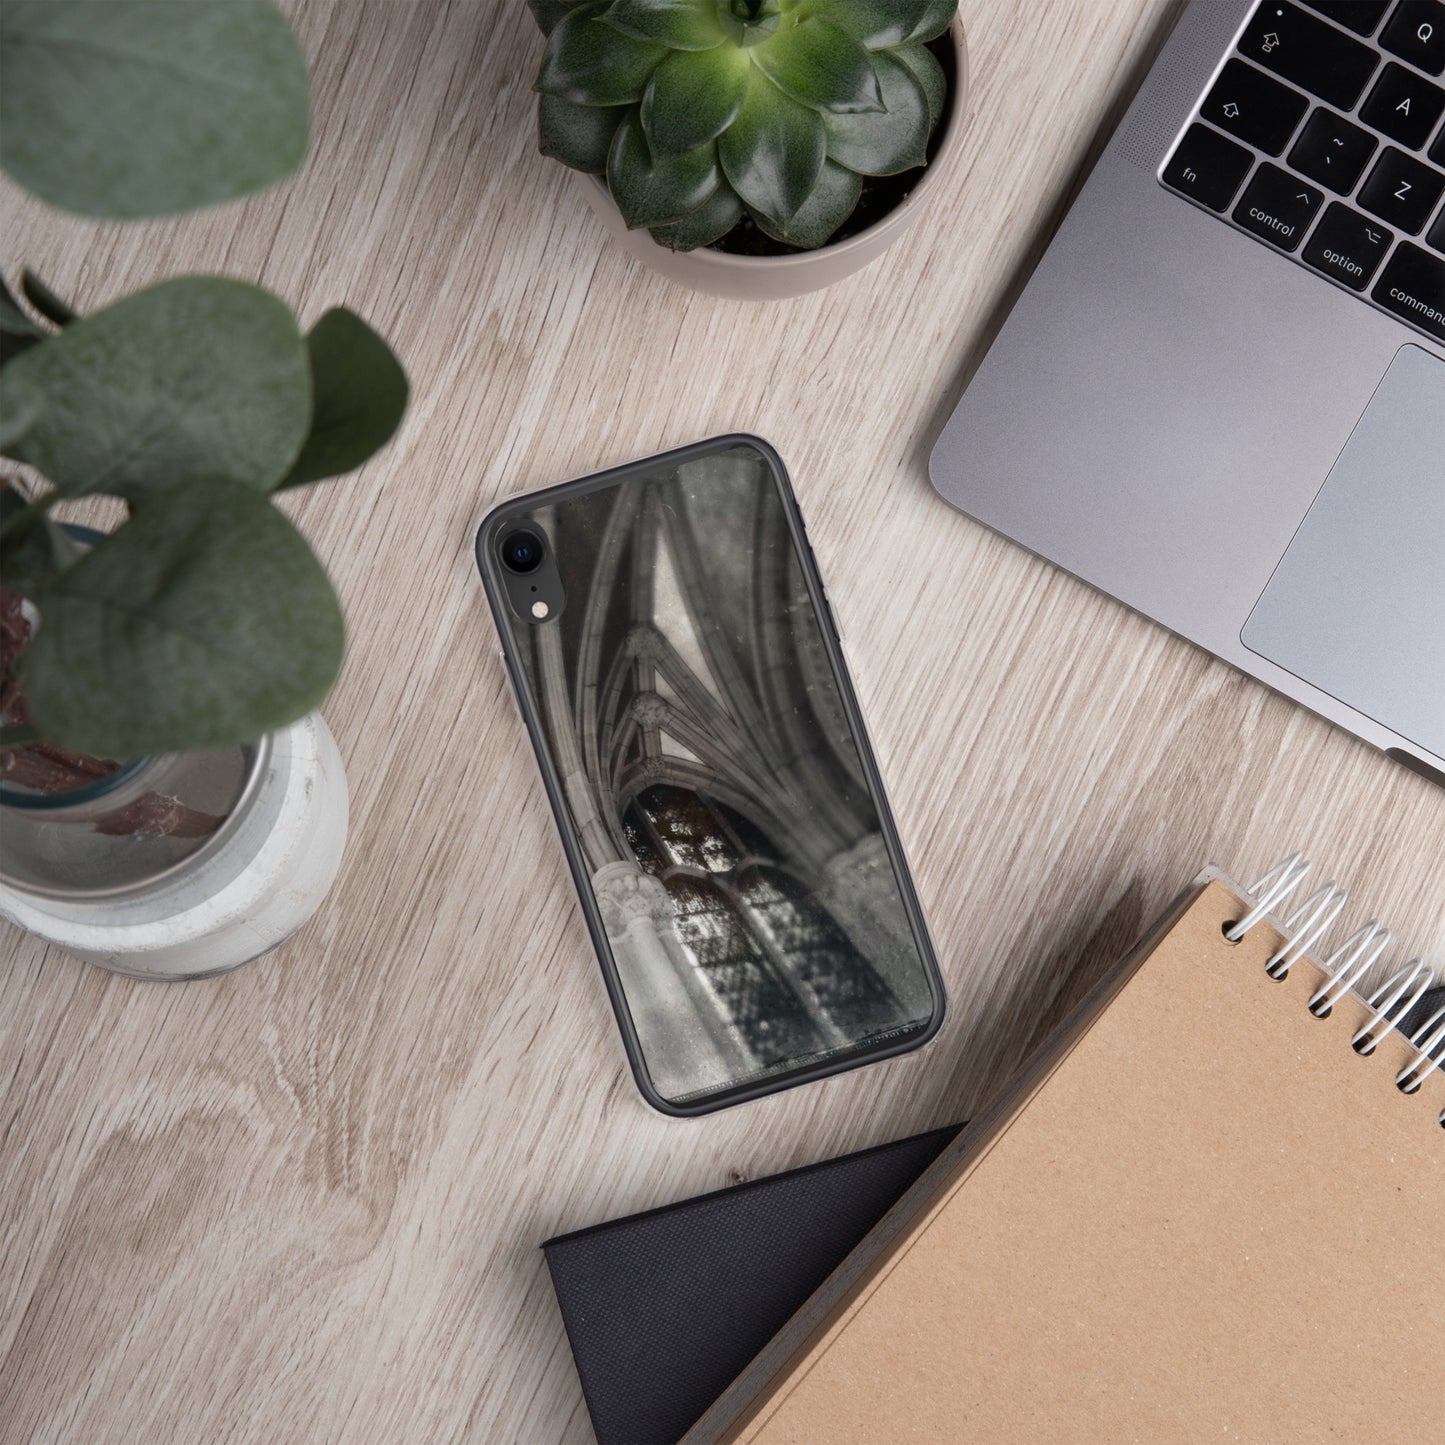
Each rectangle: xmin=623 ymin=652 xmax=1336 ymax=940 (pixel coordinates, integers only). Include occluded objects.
xmin=531 ymin=600 xmax=550 ymax=620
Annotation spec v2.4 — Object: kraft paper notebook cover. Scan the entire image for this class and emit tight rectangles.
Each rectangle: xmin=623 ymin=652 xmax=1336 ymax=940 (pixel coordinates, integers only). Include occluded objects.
xmin=685 ymin=860 xmax=1445 ymax=1443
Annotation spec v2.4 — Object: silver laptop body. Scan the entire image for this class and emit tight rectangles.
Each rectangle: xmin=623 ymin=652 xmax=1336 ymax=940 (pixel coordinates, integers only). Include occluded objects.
xmin=930 ymin=0 xmax=1445 ymax=784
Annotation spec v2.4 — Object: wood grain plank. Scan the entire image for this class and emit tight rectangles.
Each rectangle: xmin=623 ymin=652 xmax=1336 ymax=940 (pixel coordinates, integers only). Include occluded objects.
xmin=2 ymin=1 xmax=1441 ymax=1441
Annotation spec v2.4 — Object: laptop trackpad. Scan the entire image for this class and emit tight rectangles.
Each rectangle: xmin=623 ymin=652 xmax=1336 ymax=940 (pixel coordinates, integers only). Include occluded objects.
xmin=1242 ymin=344 xmax=1444 ymax=758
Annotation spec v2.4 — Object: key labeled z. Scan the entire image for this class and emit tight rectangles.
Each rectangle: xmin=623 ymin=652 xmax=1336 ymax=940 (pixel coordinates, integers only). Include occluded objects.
xmin=1395 ymin=180 xmax=1412 ymax=199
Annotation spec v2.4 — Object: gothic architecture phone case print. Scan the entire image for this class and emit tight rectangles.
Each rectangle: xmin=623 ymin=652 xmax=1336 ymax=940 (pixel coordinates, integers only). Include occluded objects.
xmin=476 ymin=436 xmax=943 ymax=1113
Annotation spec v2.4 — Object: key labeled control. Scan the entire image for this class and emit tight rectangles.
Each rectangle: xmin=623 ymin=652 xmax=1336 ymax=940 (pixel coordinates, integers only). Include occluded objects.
xmin=1302 ymin=202 xmax=1393 ymax=287
xmin=1233 ymin=162 xmax=1324 ymax=248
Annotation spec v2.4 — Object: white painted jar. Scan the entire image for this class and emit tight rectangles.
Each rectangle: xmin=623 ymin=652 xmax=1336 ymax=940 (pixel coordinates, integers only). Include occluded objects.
xmin=0 ymin=711 xmax=347 ymax=980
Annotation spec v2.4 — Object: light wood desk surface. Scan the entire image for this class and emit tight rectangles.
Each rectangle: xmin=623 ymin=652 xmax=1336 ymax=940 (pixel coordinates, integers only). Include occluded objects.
xmin=3 ymin=2 xmax=1442 ymax=1441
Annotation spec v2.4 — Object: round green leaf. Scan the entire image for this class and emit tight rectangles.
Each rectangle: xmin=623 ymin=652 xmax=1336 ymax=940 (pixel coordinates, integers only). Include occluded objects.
xmin=717 ymin=67 xmax=825 ymax=226
xmin=752 ymin=16 xmax=882 ymax=113
xmin=535 ymin=1 xmax=666 ymax=106
xmin=893 ymin=41 xmax=946 ymax=131
xmin=605 ymin=0 xmax=725 ymax=49
xmin=1 ymin=277 xmax=311 ymax=502
xmin=648 ymin=182 xmax=744 ymax=251
xmin=21 ymin=479 xmax=345 ymax=757
xmin=0 ymin=0 xmax=310 ymax=219
xmin=822 ymin=50 xmax=930 ymax=175
xmin=607 ymin=113 xmax=721 ymax=228
xmin=641 ymin=46 xmax=749 ymax=158
xmin=750 ymin=159 xmax=861 ymax=247
xmin=276 ymin=309 xmax=408 ymax=490
xmin=803 ymin=0 xmax=934 ymax=49
xmin=539 ymin=93 xmax=626 ymax=172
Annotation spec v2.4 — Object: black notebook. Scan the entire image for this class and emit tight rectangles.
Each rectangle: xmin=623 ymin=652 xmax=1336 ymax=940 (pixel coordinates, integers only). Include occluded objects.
xmin=542 ymin=1124 xmax=963 ymax=1445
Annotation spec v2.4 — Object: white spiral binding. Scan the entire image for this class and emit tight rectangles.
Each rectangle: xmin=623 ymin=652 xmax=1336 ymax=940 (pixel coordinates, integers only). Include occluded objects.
xmin=1234 ymin=854 xmax=1443 ymax=1127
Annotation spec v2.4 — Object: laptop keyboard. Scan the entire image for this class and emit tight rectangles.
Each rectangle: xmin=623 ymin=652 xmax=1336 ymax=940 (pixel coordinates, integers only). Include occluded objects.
xmin=1161 ymin=0 xmax=1445 ymax=341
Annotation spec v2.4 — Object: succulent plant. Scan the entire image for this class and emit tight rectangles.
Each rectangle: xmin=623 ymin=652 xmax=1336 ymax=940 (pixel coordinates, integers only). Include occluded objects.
xmin=530 ymin=0 xmax=957 ymax=251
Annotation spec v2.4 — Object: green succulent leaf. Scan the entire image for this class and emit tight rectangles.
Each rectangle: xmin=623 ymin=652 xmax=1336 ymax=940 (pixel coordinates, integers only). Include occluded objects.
xmin=20 ymin=271 xmax=77 ymax=328
xmin=539 ymin=93 xmax=625 ymax=172
xmin=0 ymin=274 xmax=45 ymax=369
xmin=718 ymin=67 xmax=825 ymax=226
xmin=641 ymin=45 xmax=750 ymax=158
xmin=529 ymin=0 xmax=585 ymax=35
xmin=276 ymin=309 xmax=408 ymax=490
xmin=19 ymin=478 xmax=345 ymax=757
xmin=0 ymin=0 xmax=310 ymax=219
xmin=893 ymin=41 xmax=946 ymax=131
xmin=608 ymin=113 xmax=721 ymax=228
xmin=822 ymin=50 xmax=930 ymax=175
xmin=648 ymin=182 xmax=744 ymax=250
xmin=752 ymin=15 xmax=882 ymax=113
xmin=750 ymin=158 xmax=861 ymax=248
xmin=717 ymin=0 xmax=782 ymax=48
xmin=804 ymin=0 xmax=950 ymax=48
xmin=0 ymin=277 xmax=311 ymax=502
xmin=605 ymin=0 xmax=725 ymax=49
xmin=535 ymin=1 xmax=666 ymax=107
xmin=905 ymin=0 xmax=958 ymax=43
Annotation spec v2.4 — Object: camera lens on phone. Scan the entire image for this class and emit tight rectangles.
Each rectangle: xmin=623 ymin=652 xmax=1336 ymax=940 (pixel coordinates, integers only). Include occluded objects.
xmin=500 ymin=529 xmax=544 ymax=574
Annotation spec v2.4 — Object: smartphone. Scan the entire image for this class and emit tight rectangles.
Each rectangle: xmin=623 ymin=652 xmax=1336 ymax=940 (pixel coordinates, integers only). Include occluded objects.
xmin=475 ymin=435 xmax=944 ymax=1114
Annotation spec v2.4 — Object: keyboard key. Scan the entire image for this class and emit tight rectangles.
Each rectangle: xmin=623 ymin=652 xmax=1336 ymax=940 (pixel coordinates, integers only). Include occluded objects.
xmin=1429 ymin=200 xmax=1445 ymax=247
xmin=1360 ymin=62 xmax=1445 ymax=147
xmin=1163 ymin=124 xmax=1254 ymax=210
xmin=1201 ymin=60 xmax=1309 ymax=154
xmin=1288 ymin=108 xmax=1378 ymax=190
xmin=1380 ymin=0 xmax=1444 ymax=75
xmin=1432 ymin=118 xmax=1445 ymax=161
xmin=1358 ymin=145 xmax=1445 ymax=228
xmin=1232 ymin=162 xmax=1325 ymax=248
xmin=1302 ymin=1 xmax=1389 ymax=34
xmin=1302 ymin=201 xmax=1394 ymax=285
xmin=1371 ymin=239 xmax=1445 ymax=335
xmin=1240 ymin=2 xmax=1379 ymax=109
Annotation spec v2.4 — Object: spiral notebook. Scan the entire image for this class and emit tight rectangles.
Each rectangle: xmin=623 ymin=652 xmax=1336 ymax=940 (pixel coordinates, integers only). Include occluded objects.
xmin=685 ymin=858 xmax=1445 ymax=1443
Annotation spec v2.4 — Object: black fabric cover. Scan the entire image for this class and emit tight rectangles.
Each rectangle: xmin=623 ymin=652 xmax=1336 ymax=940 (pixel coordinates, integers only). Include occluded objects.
xmin=542 ymin=1124 xmax=963 ymax=1445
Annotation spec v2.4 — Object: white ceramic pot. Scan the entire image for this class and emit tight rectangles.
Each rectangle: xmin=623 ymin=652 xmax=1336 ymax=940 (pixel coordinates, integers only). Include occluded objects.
xmin=0 ymin=711 xmax=348 ymax=980
xmin=574 ymin=18 xmax=969 ymax=301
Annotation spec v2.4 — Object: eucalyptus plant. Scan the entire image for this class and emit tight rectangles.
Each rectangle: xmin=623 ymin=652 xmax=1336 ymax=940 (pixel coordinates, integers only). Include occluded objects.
xmin=531 ymin=0 xmax=957 ymax=250
xmin=0 ymin=0 xmax=407 ymax=763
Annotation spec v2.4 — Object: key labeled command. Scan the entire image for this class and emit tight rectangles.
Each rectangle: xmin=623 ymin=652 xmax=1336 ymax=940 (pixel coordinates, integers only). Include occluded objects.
xmin=1233 ymin=163 xmax=1324 ymax=249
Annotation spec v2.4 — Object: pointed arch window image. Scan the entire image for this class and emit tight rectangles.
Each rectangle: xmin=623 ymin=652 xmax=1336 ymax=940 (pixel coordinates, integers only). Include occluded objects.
xmin=625 ymin=786 xmax=899 ymax=1066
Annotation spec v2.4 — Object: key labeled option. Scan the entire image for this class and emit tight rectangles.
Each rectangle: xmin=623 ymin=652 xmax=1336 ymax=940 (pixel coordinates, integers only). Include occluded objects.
xmin=1288 ymin=107 xmax=1377 ymax=191
xmin=1302 ymin=202 xmax=1393 ymax=288
xmin=1360 ymin=62 xmax=1445 ymax=150
xmin=1232 ymin=162 xmax=1324 ymax=249
xmin=1162 ymin=124 xmax=1254 ymax=211
xmin=1358 ymin=145 xmax=1445 ymax=231
xmin=1371 ymin=240 xmax=1445 ymax=338
xmin=1201 ymin=59 xmax=1309 ymax=154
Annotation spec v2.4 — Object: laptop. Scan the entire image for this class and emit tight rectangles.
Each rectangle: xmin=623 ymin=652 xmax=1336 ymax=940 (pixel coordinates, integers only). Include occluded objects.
xmin=930 ymin=0 xmax=1445 ymax=785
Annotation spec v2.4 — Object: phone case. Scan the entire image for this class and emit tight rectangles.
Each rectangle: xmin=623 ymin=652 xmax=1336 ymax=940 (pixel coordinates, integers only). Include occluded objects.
xmin=475 ymin=436 xmax=943 ymax=1114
